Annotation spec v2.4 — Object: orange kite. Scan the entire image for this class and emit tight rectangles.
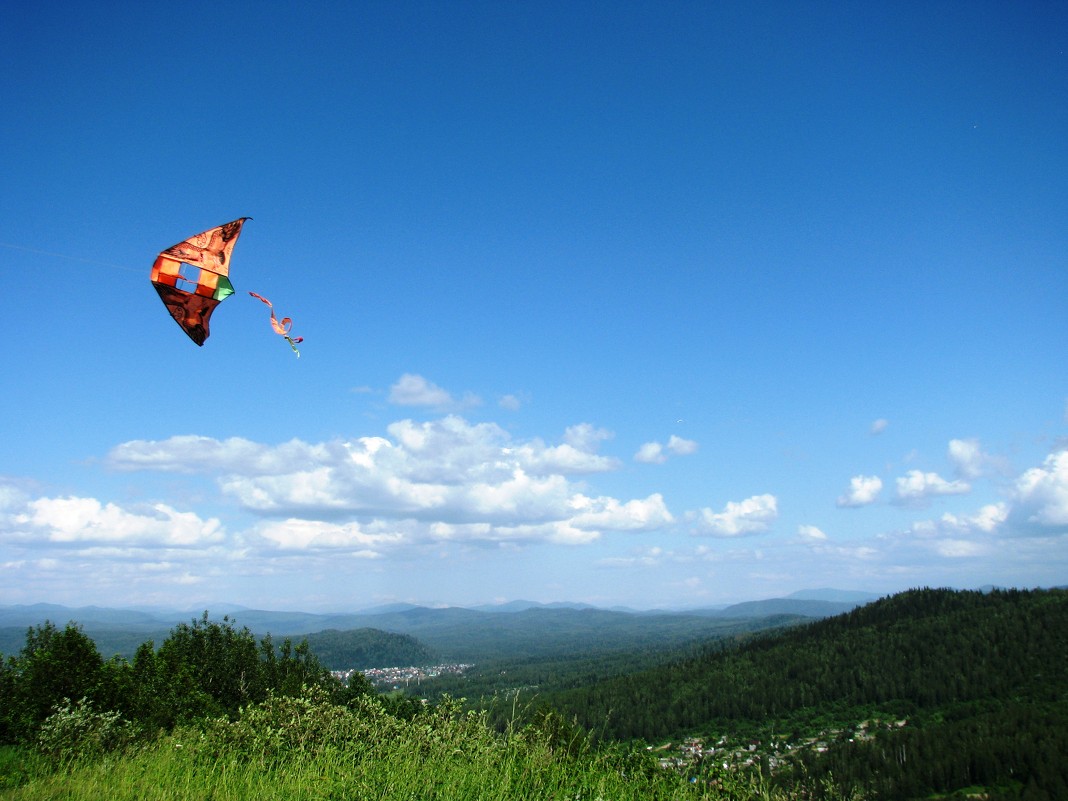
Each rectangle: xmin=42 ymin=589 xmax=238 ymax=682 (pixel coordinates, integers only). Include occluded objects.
xmin=150 ymin=218 xmax=250 ymax=346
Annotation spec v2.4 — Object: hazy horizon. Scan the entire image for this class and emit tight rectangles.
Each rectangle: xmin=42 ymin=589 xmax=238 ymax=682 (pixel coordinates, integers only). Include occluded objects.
xmin=6 ymin=584 xmax=1055 ymax=618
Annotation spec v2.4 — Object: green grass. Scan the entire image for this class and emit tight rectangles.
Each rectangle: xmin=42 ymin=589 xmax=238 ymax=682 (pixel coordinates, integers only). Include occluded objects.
xmin=0 ymin=690 xmax=806 ymax=801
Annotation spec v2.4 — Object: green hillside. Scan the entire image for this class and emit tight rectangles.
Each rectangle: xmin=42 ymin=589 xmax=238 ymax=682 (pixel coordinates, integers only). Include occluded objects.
xmin=537 ymin=587 xmax=1068 ymax=799
xmin=302 ymin=627 xmax=437 ymax=670
xmin=415 ymin=614 xmax=805 ymax=704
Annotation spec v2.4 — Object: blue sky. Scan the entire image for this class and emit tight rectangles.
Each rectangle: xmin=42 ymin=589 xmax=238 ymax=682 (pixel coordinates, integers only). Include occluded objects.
xmin=1 ymin=1 xmax=1065 ymax=611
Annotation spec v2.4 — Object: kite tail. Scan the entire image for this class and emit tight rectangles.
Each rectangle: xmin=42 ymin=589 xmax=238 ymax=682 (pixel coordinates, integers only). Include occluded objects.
xmin=249 ymin=291 xmax=303 ymax=357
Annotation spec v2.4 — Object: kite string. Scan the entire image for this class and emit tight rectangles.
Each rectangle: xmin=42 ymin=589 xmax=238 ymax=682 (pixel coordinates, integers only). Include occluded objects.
xmin=0 ymin=241 xmax=142 ymax=273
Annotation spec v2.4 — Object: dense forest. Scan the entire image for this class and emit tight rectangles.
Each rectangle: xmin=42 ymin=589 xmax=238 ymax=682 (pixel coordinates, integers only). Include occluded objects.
xmin=418 ymin=614 xmax=804 ymax=703
xmin=532 ymin=588 xmax=1068 ymax=800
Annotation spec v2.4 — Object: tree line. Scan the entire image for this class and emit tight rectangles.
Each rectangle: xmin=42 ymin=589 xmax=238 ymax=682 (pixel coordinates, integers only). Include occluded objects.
xmin=0 ymin=612 xmax=379 ymax=744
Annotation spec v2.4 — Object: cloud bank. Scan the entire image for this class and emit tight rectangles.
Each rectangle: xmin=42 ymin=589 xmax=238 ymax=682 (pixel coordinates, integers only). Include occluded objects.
xmin=108 ymin=416 xmax=661 ymax=551
xmin=3 ymin=380 xmax=1066 ymax=609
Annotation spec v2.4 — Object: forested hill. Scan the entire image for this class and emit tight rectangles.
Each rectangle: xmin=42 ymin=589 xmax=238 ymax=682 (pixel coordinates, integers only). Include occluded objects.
xmin=548 ymin=587 xmax=1068 ymax=740
xmin=302 ymin=628 xmax=436 ymax=670
xmin=541 ymin=587 xmax=1068 ymax=799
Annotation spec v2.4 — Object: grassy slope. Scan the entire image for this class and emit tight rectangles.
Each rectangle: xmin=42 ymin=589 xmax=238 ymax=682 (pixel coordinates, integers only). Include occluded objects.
xmin=0 ymin=692 xmax=799 ymax=801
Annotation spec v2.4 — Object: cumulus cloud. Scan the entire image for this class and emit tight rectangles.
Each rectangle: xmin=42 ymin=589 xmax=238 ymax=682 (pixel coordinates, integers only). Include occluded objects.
xmin=692 ymin=494 xmax=778 ymax=537
xmin=388 ymin=374 xmax=481 ymax=410
xmin=634 ymin=442 xmax=666 ymax=464
xmin=667 ymin=435 xmax=698 ymax=456
xmin=947 ymin=438 xmax=1005 ymax=480
xmin=105 ymin=416 xmax=666 ymax=548
xmin=798 ymin=524 xmax=828 ymax=541
xmin=563 ymin=423 xmax=613 ymax=452
xmin=870 ymin=418 xmax=889 ymax=435
xmin=251 ymin=519 xmax=404 ymax=555
xmin=881 ymin=502 xmax=1008 ymax=563
xmin=14 ymin=496 xmax=224 ymax=547
xmin=905 ymin=503 xmax=1009 ymax=539
xmin=1013 ymin=448 xmax=1068 ymax=529
xmin=569 ymin=493 xmax=674 ymax=531
xmin=634 ymin=434 xmax=697 ymax=464
xmin=894 ymin=470 xmax=970 ymax=505
xmin=516 ymin=424 xmax=620 ymax=475
xmin=948 ymin=503 xmax=1009 ymax=534
xmin=498 ymin=394 xmax=521 ymax=411
xmin=836 ymin=475 xmax=883 ymax=508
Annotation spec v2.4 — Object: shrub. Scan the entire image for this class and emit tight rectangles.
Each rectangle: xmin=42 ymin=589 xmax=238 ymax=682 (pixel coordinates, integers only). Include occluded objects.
xmin=34 ymin=697 xmax=135 ymax=765
xmin=193 ymin=684 xmax=407 ymax=767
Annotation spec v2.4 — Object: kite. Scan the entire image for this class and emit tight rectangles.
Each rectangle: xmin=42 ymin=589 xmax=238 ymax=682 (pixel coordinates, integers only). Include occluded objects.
xmin=150 ymin=217 xmax=250 ymax=346
xmin=249 ymin=292 xmax=303 ymax=357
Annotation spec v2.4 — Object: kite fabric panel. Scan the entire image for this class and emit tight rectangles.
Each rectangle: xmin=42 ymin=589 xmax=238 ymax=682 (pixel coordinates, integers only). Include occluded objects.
xmin=249 ymin=291 xmax=303 ymax=356
xmin=150 ymin=217 xmax=250 ymax=345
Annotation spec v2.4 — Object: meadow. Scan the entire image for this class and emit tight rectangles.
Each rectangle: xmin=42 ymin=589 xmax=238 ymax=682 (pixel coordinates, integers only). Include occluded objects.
xmin=0 ymin=689 xmax=813 ymax=801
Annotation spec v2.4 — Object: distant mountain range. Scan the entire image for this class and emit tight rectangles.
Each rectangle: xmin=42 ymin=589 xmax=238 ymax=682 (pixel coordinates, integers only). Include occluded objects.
xmin=0 ymin=588 xmax=881 ymax=633
xmin=0 ymin=589 xmax=885 ymax=663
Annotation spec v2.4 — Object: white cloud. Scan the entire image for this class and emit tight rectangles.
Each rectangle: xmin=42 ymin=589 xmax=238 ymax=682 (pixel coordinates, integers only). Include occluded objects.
xmin=634 ymin=435 xmax=697 ymax=464
xmin=934 ymin=539 xmax=989 ymax=558
xmin=634 ymin=442 xmax=665 ymax=464
xmin=667 ymin=435 xmax=698 ymax=456
xmin=109 ymin=435 xmax=326 ymax=475
xmin=836 ymin=475 xmax=883 ymax=508
xmin=870 ymin=418 xmax=889 ymax=435
xmin=427 ymin=519 xmax=601 ymax=546
xmin=798 ymin=524 xmax=828 ymax=541
xmin=569 ymin=493 xmax=674 ymax=531
xmin=882 ymin=502 xmax=1007 ymax=562
xmin=0 ymin=483 xmax=30 ymax=512
xmin=516 ymin=423 xmax=619 ymax=475
xmin=894 ymin=470 xmax=970 ymax=504
xmin=947 ymin=438 xmax=1004 ymax=480
xmin=498 ymin=394 xmax=521 ymax=411
xmin=597 ymin=546 xmax=667 ymax=568
xmin=15 ymin=496 xmax=224 ymax=547
xmin=692 ymin=494 xmax=778 ymax=537
xmin=945 ymin=503 xmax=1009 ymax=534
xmin=252 ymin=519 xmax=403 ymax=555
xmin=388 ymin=374 xmax=481 ymax=410
xmin=105 ymin=416 xmax=661 ymax=548
xmin=1013 ymin=448 xmax=1068 ymax=528
xmin=563 ymin=423 xmax=613 ymax=452
xmin=948 ymin=438 xmax=983 ymax=479
xmin=904 ymin=503 xmax=1008 ymax=539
